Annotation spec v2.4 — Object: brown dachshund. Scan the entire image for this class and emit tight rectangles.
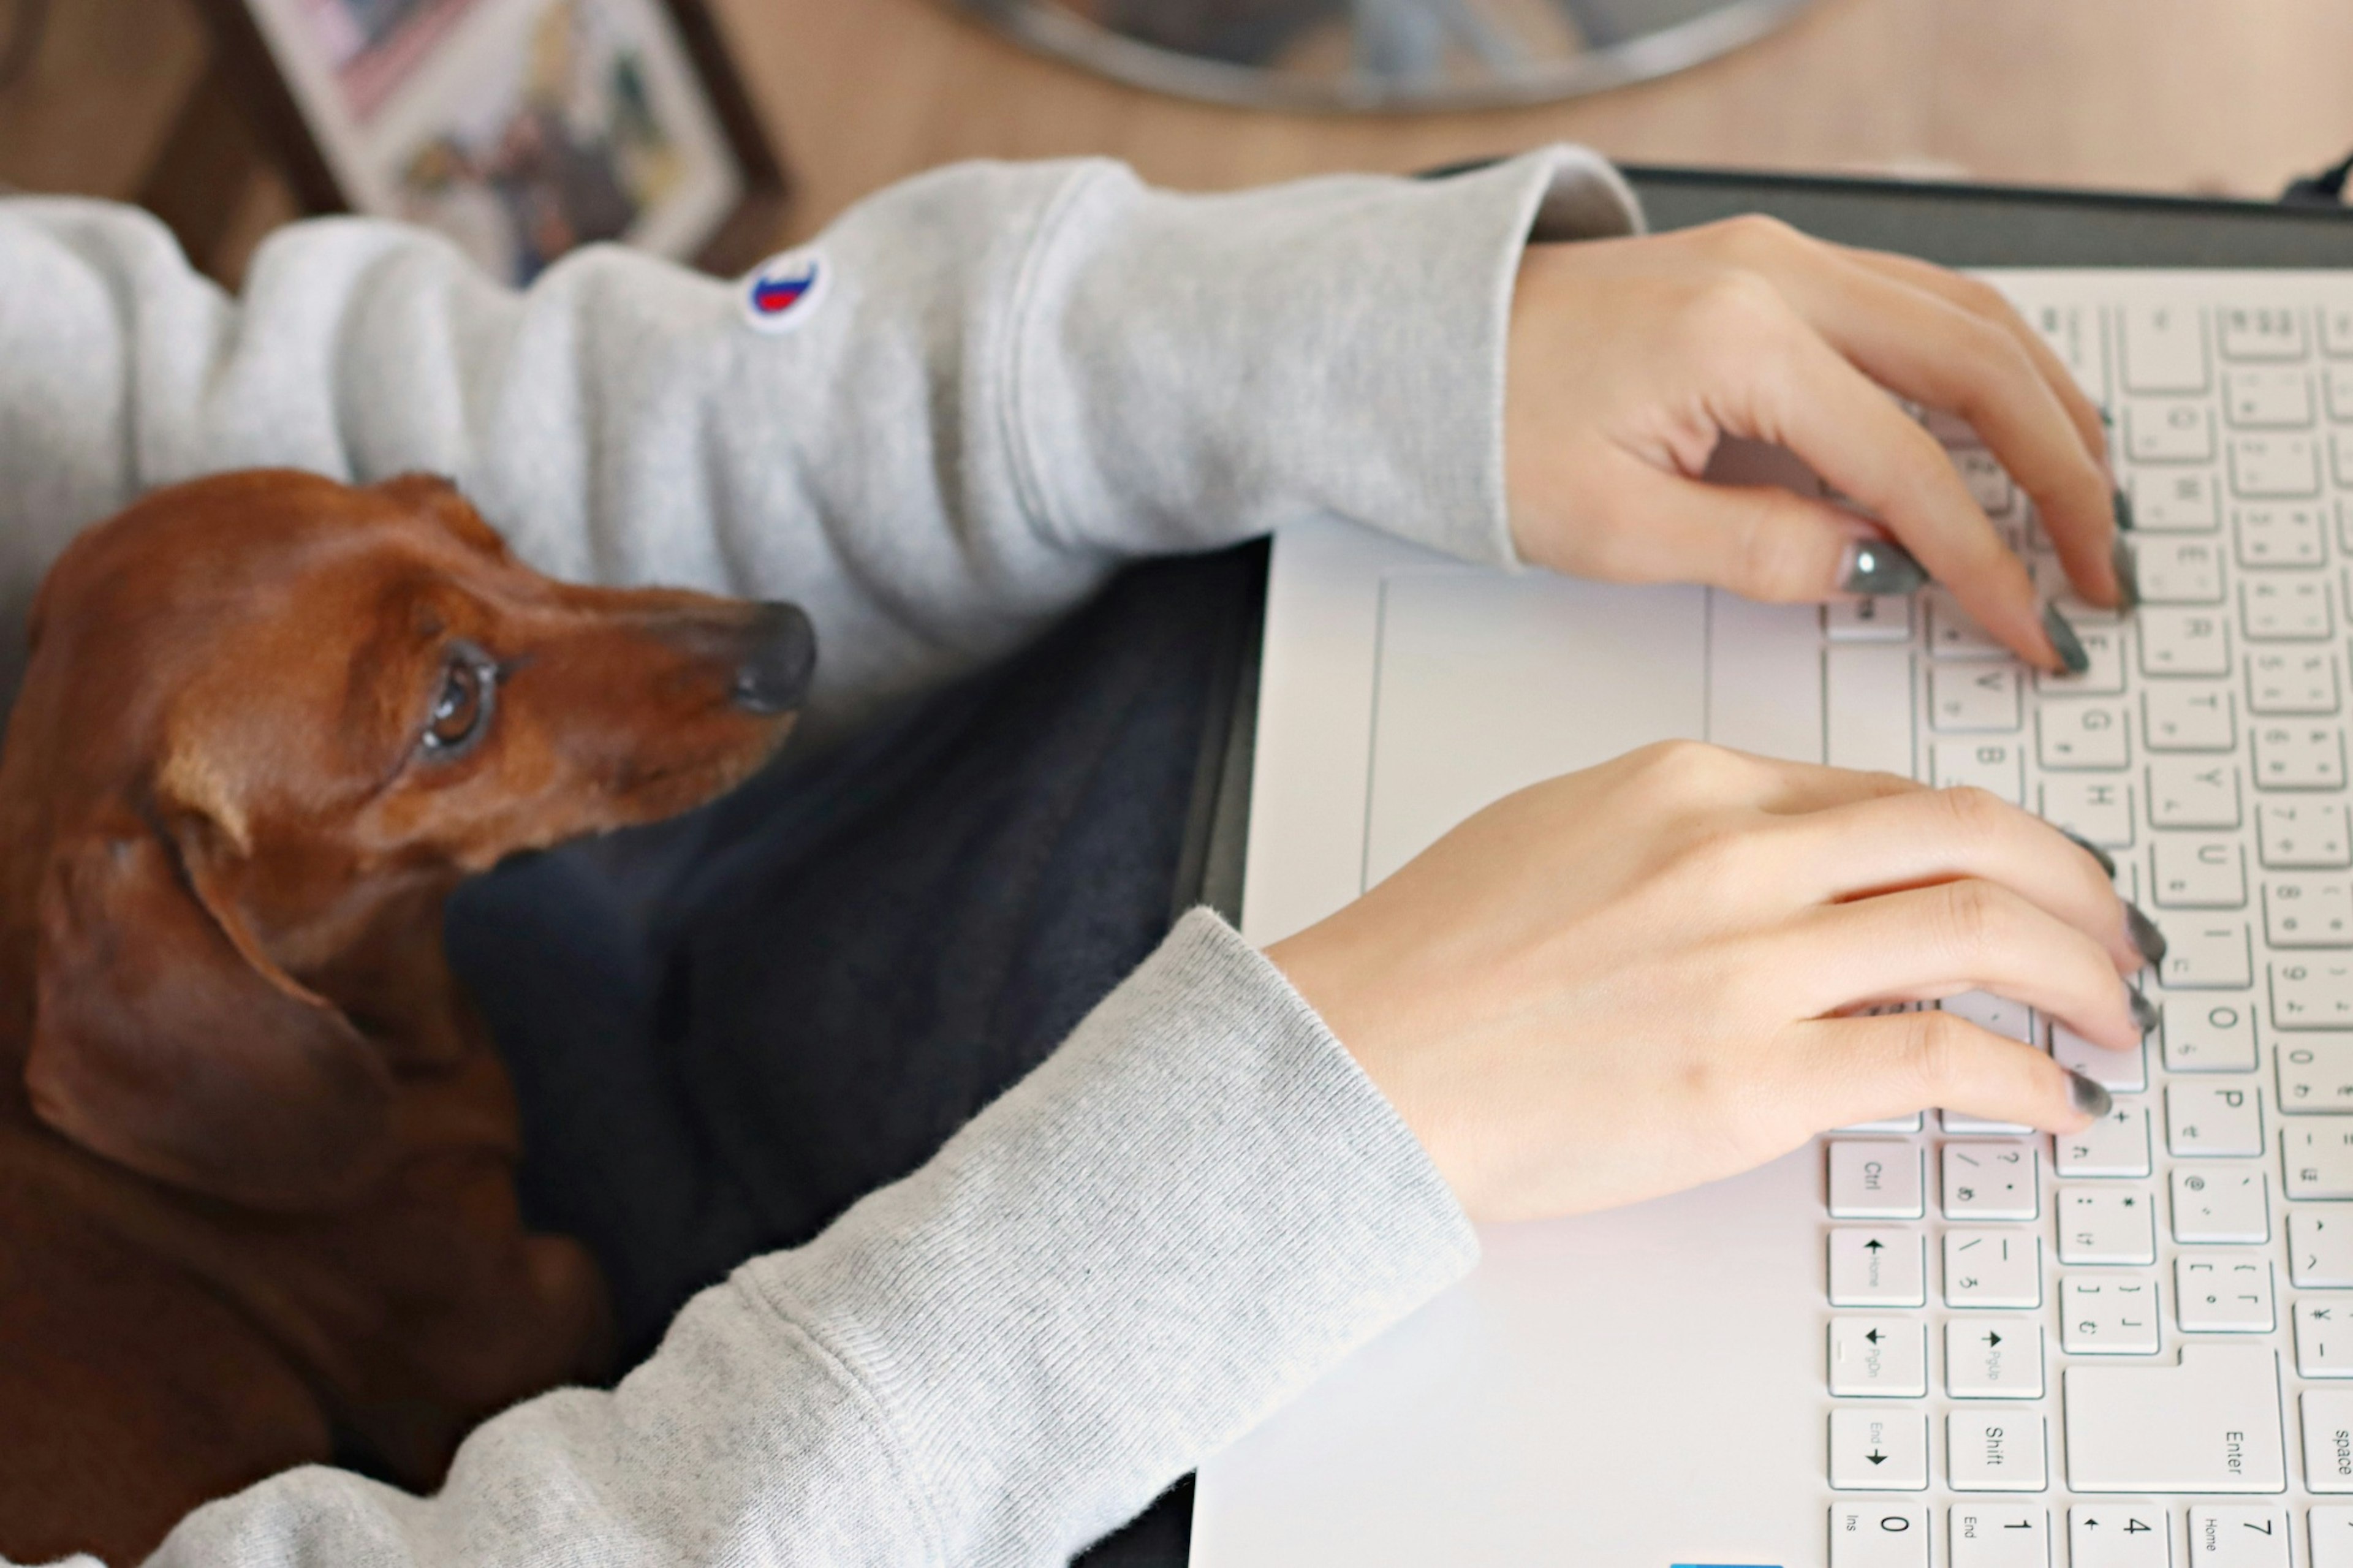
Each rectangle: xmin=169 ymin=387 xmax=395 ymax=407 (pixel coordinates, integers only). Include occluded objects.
xmin=0 ymin=470 xmax=813 ymax=1562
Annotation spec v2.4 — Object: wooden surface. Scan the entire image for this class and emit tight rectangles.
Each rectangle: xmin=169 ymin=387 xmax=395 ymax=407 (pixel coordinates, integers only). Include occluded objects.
xmin=4 ymin=0 xmax=2351 ymax=275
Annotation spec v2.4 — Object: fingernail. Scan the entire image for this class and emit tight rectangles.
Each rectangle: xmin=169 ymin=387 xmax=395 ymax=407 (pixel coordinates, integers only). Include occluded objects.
xmin=2128 ymin=986 xmax=2161 ymax=1035
xmin=2059 ymin=827 xmax=2117 ymax=879
xmin=2042 ymin=600 xmax=2091 ymax=674
xmin=2113 ymin=487 xmax=2135 ymax=531
xmin=2111 ymin=532 xmax=2140 ymax=612
xmin=1838 ymin=537 xmax=1929 ymax=597
xmin=2125 ymin=902 xmax=2168 ymax=966
xmin=2067 ymin=1069 xmax=2114 ymax=1121
xmin=2098 ymin=404 xmax=2114 ymax=428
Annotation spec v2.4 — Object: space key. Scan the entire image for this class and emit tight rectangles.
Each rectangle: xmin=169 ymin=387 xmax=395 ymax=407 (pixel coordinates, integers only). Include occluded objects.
xmin=2064 ymin=1344 xmax=2284 ymax=1491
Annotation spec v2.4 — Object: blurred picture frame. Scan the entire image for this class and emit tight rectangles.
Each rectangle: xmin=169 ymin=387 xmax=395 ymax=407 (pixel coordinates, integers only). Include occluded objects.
xmin=192 ymin=0 xmax=789 ymax=283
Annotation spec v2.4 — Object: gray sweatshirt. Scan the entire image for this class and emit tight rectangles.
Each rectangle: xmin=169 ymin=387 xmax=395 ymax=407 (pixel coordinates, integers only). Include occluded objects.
xmin=0 ymin=145 xmax=1639 ymax=1566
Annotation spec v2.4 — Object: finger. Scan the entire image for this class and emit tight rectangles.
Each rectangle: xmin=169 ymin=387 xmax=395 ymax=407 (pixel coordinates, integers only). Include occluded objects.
xmin=1778 ymin=877 xmax=2145 ymax=1050
xmin=1723 ymin=308 xmax=2067 ymax=670
xmin=1790 ymin=1010 xmax=2108 ymax=1135
xmin=1779 ymin=253 xmax=2121 ymax=610
xmin=1836 ymin=247 xmax=2110 ymax=467
xmin=1764 ymin=784 xmax=2154 ymax=974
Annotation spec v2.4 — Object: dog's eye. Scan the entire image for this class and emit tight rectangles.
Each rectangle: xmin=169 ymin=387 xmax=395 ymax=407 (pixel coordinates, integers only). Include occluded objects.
xmin=421 ymin=650 xmax=496 ymax=757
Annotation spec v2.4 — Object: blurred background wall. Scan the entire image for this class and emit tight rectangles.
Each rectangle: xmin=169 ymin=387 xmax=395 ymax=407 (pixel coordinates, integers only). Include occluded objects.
xmin=4 ymin=0 xmax=2350 ymax=289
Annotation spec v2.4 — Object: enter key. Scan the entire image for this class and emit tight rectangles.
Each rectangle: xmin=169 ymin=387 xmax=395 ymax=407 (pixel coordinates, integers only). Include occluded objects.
xmin=2064 ymin=1343 xmax=2285 ymax=1491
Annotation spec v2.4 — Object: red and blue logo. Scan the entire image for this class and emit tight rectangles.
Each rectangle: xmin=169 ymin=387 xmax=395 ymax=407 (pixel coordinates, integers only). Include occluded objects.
xmin=742 ymin=249 xmax=828 ymax=335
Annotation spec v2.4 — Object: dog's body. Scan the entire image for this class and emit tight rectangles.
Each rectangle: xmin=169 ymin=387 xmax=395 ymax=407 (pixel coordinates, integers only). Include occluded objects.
xmin=0 ymin=471 xmax=811 ymax=1563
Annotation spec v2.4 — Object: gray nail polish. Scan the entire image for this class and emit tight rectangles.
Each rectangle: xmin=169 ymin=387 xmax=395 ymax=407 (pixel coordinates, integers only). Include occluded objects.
xmin=2067 ymin=1069 xmax=2113 ymax=1121
xmin=2112 ymin=532 xmax=2140 ymax=613
xmin=2059 ymin=827 xmax=2116 ymax=879
xmin=2125 ymin=903 xmax=2169 ymax=966
xmin=2129 ymin=987 xmax=2161 ymax=1035
xmin=2043 ymin=601 xmax=2091 ymax=674
xmin=1840 ymin=539 xmax=1929 ymax=597
xmin=2113 ymin=486 xmax=2135 ymax=531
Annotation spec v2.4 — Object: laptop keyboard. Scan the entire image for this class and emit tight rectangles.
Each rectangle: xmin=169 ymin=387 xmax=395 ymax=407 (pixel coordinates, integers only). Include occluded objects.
xmin=1822 ymin=297 xmax=2353 ymax=1567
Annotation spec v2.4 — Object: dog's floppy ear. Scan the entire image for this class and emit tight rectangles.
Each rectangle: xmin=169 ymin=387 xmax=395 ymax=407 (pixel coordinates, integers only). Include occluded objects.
xmin=24 ymin=810 xmax=396 ymax=1212
xmin=373 ymin=472 xmax=512 ymax=560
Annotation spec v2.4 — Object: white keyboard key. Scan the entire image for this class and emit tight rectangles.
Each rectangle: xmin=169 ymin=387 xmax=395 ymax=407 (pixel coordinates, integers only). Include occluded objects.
xmin=2267 ymin=877 xmax=2353 ymax=946
xmin=2167 ymin=1083 xmax=2265 ymax=1157
xmin=2246 ymin=650 xmax=2340 ymax=716
xmin=1830 ymin=1317 xmax=1928 ymax=1397
xmin=2037 ymin=619 xmax=2128 ymax=696
xmin=2176 ymin=1255 xmax=2275 ymax=1333
xmin=2070 ymin=1506 xmax=2173 ymax=1568
xmin=2302 ymin=1300 xmax=2353 ymax=1376
xmin=2331 ymin=303 xmax=2353 ymax=357
xmin=1931 ymin=664 xmax=2023 ymax=732
xmin=1830 ymin=1140 xmax=1925 ymax=1219
xmin=2064 ymin=1342 xmax=2285 ymax=1487
xmin=2063 ymin=1274 xmax=2162 ymax=1354
xmin=2028 ymin=298 xmax=2108 ymax=395
xmin=2280 ymin=1036 xmax=2353 ymax=1112
xmin=1841 ymin=1112 xmax=1927 ymax=1134
xmin=1947 ymin=1318 xmax=2044 ymax=1400
xmin=2040 ymin=776 xmax=2135 ymax=849
xmin=1949 ymin=1506 xmax=2048 ymax=1568
xmin=2184 ymin=1507 xmax=2291 ymax=1567
xmin=2145 ymin=684 xmax=2237 ymax=751
xmin=2163 ymin=997 xmax=2259 ymax=1072
xmin=1832 ymin=1506 xmax=1931 ymax=1567
xmin=2148 ymin=760 xmax=2243 ymax=827
xmin=2311 ymin=1396 xmax=2353 ymax=1494
xmin=2124 ymin=304 xmax=2211 ymax=392
xmin=2037 ymin=701 xmax=2129 ymax=770
xmin=1949 ymin=1412 xmax=2046 ymax=1493
xmin=2156 ymin=922 xmax=2253 ymax=990
xmin=2134 ymin=536 xmax=2227 ymax=604
xmin=2292 ymin=1210 xmax=2353 ymax=1287
xmin=2275 ymin=958 xmax=2353 ymax=1029
xmin=2139 ymin=610 xmax=2234 ymax=678
xmin=1935 ymin=738 xmax=2025 ymax=805
xmin=1944 ymin=1110 xmax=2036 ymax=1137
xmin=2133 ymin=467 xmax=2223 ymax=532
xmin=1946 ymin=1229 xmax=2041 ymax=1309
xmin=1928 ymin=589 xmax=2007 ymax=659
xmin=1827 ymin=594 xmax=1914 ymax=642
xmin=1831 ymin=1229 xmax=1927 ymax=1306
xmin=2152 ymin=838 xmax=2248 ymax=907
xmin=2219 ymin=305 xmax=2308 ymax=363
xmin=2059 ymin=1102 xmax=2154 ymax=1178
xmin=2252 ymin=721 xmax=2345 ymax=790
xmin=2257 ymin=798 xmax=2352 ymax=868
xmin=2317 ymin=1506 xmax=2353 ymax=1566
xmin=1955 ymin=448 xmax=2015 ymax=513
xmin=2340 ymin=433 xmax=2353 ymax=489
xmin=1944 ymin=1144 xmax=2038 ymax=1219
xmin=1827 ymin=644 xmax=1917 ymax=779
xmin=2130 ymin=401 xmax=2216 ymax=461
xmin=2239 ymin=575 xmax=2332 ymax=640
xmin=2226 ymin=366 xmax=2316 ymax=426
xmin=2286 ymin=1122 xmax=2353 ymax=1199
xmin=2059 ymin=1187 xmax=2158 ymax=1265
xmin=2232 ymin=436 xmax=2322 ymax=498
xmin=2056 ymin=1021 xmax=2149 ymax=1092
xmin=1830 ymin=1407 xmax=1929 ymax=1490
xmin=2234 ymin=502 xmax=2328 ymax=566
xmin=2335 ymin=363 xmax=2353 ymax=419
xmin=2172 ymin=1167 xmax=2269 ymax=1243
xmin=1942 ymin=990 xmax=2037 ymax=1045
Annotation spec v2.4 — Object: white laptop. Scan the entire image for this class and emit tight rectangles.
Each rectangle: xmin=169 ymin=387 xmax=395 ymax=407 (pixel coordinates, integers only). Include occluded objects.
xmin=1192 ymin=271 xmax=2353 ymax=1568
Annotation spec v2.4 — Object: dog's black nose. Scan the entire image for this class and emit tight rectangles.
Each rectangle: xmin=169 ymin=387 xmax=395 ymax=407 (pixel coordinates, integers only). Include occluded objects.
xmin=732 ymin=602 xmax=816 ymax=714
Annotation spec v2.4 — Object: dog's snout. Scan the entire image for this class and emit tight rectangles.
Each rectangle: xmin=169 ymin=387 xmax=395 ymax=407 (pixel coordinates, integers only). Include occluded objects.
xmin=730 ymin=602 xmax=816 ymax=714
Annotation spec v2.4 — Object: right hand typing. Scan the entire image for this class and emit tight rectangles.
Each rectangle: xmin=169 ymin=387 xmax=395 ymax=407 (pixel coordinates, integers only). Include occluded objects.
xmin=1263 ymin=741 xmax=2158 ymax=1225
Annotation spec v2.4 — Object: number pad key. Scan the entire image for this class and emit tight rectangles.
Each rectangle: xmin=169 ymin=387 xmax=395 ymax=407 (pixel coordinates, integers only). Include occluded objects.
xmin=2239 ymin=575 xmax=2332 ymax=639
xmin=1832 ymin=1506 xmax=1930 ymax=1566
xmin=1946 ymin=1319 xmax=2045 ymax=1399
xmin=2275 ymin=958 xmax=2353 ymax=1029
xmin=2265 ymin=877 xmax=2353 ymax=946
xmin=2251 ymin=721 xmax=2344 ymax=789
xmin=2175 ymin=1256 xmax=2276 ymax=1332
xmin=1946 ymin=1230 xmax=2042 ymax=1308
xmin=2278 ymin=1034 xmax=2353 ymax=1112
xmin=2172 ymin=1167 xmax=2270 ymax=1243
xmin=2302 ymin=1300 xmax=2353 ymax=1376
xmin=1944 ymin=1145 xmax=2038 ymax=1219
xmin=2286 ymin=1122 xmax=2353 ymax=1200
xmin=2139 ymin=608 xmax=2233 ymax=678
xmin=2186 ymin=1506 xmax=2291 ymax=1567
xmin=2061 ymin=1274 xmax=2162 ymax=1352
xmin=2247 ymin=649 xmax=2340 ymax=715
xmin=2257 ymin=799 xmax=2352 ymax=868
xmin=2069 ymin=1506 xmax=2171 ymax=1567
xmin=2290 ymin=1210 xmax=2353 ymax=1287
xmin=2146 ymin=684 xmax=2237 ymax=749
xmin=2059 ymin=1187 xmax=2158 ymax=1264
xmin=2058 ymin=1102 xmax=2154 ymax=1177
xmin=1949 ymin=1506 xmax=2048 ymax=1567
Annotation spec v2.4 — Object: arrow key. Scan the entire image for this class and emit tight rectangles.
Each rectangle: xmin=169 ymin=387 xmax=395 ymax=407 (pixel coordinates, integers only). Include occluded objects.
xmin=1947 ymin=1319 xmax=2045 ymax=1399
xmin=1830 ymin=1406 xmax=1929 ymax=1490
xmin=1831 ymin=1317 xmax=1928 ymax=1396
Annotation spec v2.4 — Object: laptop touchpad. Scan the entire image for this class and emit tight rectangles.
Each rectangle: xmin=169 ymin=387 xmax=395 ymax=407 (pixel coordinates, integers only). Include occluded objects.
xmin=1363 ymin=568 xmax=1708 ymax=889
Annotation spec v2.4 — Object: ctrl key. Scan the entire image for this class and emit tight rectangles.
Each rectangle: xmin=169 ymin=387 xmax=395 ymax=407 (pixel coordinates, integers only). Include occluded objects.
xmin=1830 ymin=1505 xmax=1929 ymax=1567
xmin=1831 ymin=1407 xmax=1928 ymax=1490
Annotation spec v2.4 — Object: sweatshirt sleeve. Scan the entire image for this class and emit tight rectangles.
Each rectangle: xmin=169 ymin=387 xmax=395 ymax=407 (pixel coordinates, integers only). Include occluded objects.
xmin=0 ymin=148 xmax=1635 ymax=733
xmin=18 ymin=911 xmax=1472 ymax=1567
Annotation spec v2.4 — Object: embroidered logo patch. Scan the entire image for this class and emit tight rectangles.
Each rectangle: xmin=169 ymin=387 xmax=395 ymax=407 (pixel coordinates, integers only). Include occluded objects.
xmin=742 ymin=249 xmax=828 ymax=335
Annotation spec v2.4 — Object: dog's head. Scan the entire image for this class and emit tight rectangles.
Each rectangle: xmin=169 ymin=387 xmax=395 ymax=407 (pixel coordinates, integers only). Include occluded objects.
xmin=2 ymin=470 xmax=812 ymax=1210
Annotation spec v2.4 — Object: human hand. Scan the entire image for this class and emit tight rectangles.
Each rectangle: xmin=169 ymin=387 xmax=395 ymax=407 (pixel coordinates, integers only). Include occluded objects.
xmin=1504 ymin=217 xmax=2122 ymax=672
xmin=1263 ymin=743 xmax=2162 ymax=1224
